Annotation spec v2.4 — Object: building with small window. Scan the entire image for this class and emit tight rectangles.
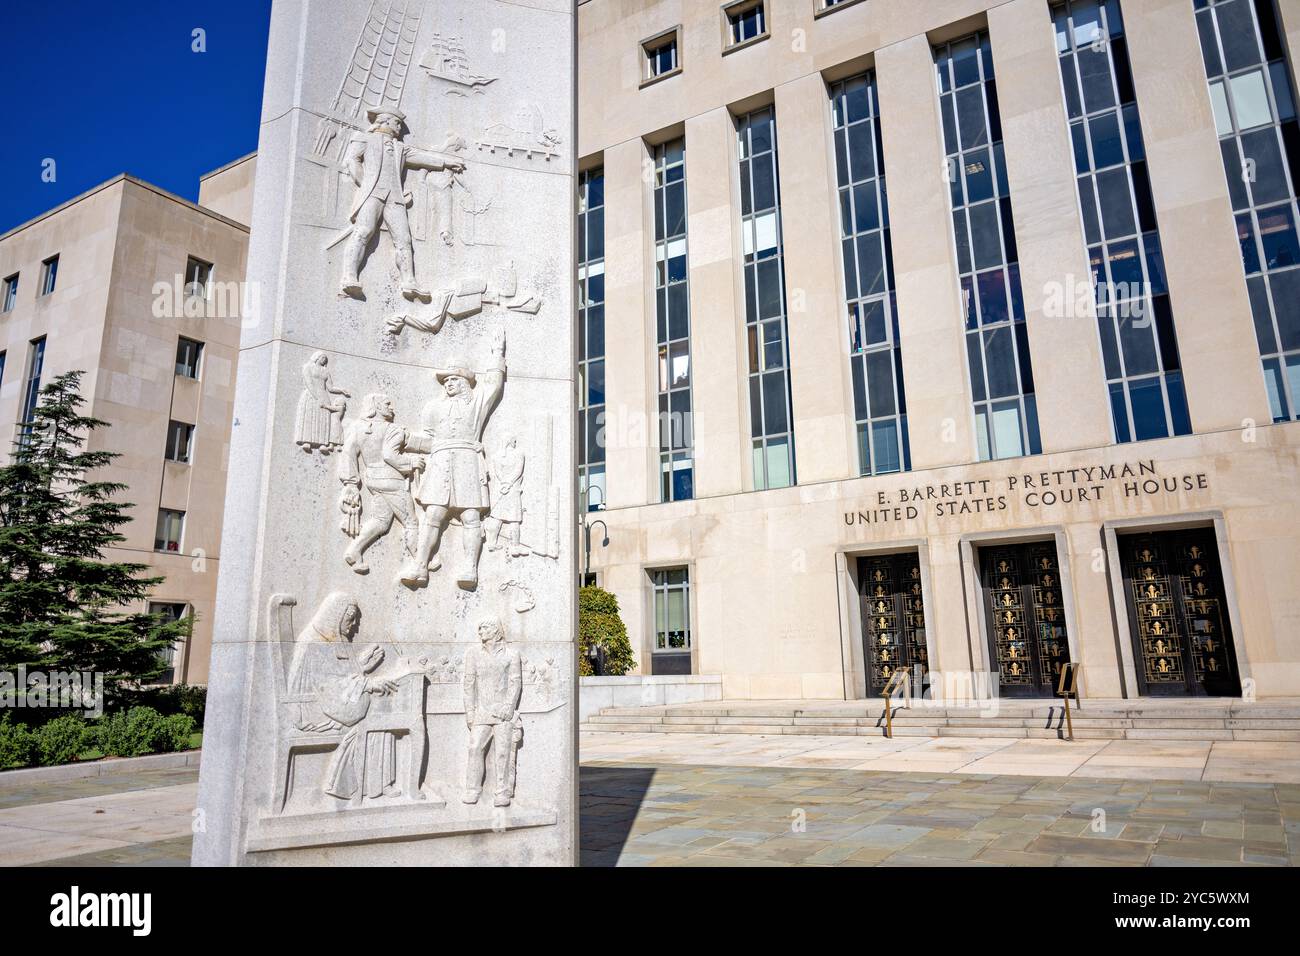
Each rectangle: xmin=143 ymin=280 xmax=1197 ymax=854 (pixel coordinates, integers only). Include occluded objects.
xmin=0 ymin=157 xmax=253 ymax=684
xmin=577 ymin=0 xmax=1300 ymax=700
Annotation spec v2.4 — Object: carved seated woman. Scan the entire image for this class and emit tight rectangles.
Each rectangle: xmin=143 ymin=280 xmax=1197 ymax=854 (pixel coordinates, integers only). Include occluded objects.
xmin=286 ymin=592 xmax=401 ymax=803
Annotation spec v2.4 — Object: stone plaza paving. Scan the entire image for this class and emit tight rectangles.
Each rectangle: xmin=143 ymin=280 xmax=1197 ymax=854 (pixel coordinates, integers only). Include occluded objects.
xmin=0 ymin=732 xmax=1297 ymax=866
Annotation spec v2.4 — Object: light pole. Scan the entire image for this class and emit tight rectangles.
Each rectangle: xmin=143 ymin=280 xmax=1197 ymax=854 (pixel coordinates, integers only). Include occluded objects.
xmin=580 ymin=483 xmax=605 ymax=514
xmin=583 ymin=518 xmax=608 ymax=581
xmin=580 ymin=484 xmax=607 ymax=584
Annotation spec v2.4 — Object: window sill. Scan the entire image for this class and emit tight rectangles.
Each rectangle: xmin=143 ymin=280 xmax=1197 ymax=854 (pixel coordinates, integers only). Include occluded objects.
xmin=814 ymin=0 xmax=869 ymax=20
xmin=640 ymin=66 xmax=682 ymax=90
xmin=722 ymin=32 xmax=769 ymax=57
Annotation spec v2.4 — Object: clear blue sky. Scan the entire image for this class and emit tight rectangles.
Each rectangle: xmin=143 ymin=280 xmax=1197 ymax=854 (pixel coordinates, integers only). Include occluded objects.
xmin=0 ymin=0 xmax=272 ymax=233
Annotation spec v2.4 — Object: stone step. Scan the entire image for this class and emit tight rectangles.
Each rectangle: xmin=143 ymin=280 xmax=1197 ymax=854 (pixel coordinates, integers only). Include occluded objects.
xmin=592 ymin=700 xmax=1300 ymax=721
xmin=583 ymin=698 xmax=1300 ymax=742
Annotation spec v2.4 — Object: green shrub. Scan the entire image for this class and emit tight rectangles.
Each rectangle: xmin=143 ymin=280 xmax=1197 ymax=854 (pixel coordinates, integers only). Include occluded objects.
xmin=156 ymin=714 xmax=196 ymax=753
xmin=97 ymin=706 xmax=166 ymax=758
xmin=148 ymin=684 xmax=206 ymax=726
xmin=578 ymin=585 xmax=636 ymax=677
xmin=34 ymin=714 xmax=90 ymax=766
xmin=0 ymin=713 xmax=37 ymax=769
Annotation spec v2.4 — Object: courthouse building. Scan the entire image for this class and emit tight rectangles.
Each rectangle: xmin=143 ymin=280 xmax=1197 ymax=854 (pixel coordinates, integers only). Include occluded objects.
xmin=576 ymin=0 xmax=1300 ymax=701
xmin=0 ymin=157 xmax=255 ymax=684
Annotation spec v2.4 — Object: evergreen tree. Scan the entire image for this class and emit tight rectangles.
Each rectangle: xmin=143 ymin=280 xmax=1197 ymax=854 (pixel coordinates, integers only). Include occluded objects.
xmin=0 ymin=370 xmax=189 ymax=706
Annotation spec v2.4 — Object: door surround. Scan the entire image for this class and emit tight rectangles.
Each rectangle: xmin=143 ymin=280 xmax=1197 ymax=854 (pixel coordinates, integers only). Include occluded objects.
xmin=958 ymin=525 xmax=1082 ymax=700
xmin=1101 ymin=512 xmax=1251 ymax=699
xmin=834 ymin=538 xmax=935 ymax=700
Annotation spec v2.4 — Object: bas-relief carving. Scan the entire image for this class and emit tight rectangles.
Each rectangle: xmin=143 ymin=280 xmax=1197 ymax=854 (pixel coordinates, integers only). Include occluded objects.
xmin=484 ymin=438 xmax=526 ymax=556
xmin=312 ymin=0 xmax=425 ymax=164
xmin=401 ymin=329 xmax=507 ymax=589
xmin=271 ymin=593 xmax=431 ymax=811
xmin=303 ymin=3 xmax=555 ymax=329
xmin=475 ymin=102 xmax=562 ymax=162
xmin=385 ymin=260 xmax=543 ymax=338
xmin=339 ymin=106 xmax=467 ymax=301
xmin=235 ymin=1 xmax=572 ymax=858
xmin=262 ymin=595 xmax=561 ymax=829
xmin=421 ymin=33 xmax=496 ymax=95
xmin=461 ymin=617 xmax=523 ymax=807
xmin=327 ymin=345 xmax=559 ymax=584
xmin=338 ymin=393 xmax=422 ymax=572
xmin=295 ymin=353 xmax=350 ymax=453
xmin=499 ymin=578 xmax=536 ymax=613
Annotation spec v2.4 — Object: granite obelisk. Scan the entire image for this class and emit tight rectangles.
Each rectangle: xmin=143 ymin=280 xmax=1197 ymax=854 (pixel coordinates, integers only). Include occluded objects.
xmin=193 ymin=0 xmax=576 ymax=865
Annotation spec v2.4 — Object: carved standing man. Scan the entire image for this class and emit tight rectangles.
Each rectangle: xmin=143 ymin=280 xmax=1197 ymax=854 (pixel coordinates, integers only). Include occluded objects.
xmin=338 ymin=393 xmax=424 ymax=573
xmin=401 ymin=330 xmax=506 ymax=589
xmin=461 ymin=617 xmax=523 ymax=808
xmin=340 ymin=106 xmax=466 ymax=301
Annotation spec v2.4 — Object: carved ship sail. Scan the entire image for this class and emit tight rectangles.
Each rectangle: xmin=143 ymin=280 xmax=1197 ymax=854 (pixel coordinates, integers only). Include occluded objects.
xmin=313 ymin=0 xmax=424 ymax=162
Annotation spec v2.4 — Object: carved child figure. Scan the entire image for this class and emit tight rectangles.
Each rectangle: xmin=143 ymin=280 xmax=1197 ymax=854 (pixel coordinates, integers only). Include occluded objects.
xmin=484 ymin=437 xmax=527 ymax=556
xmin=461 ymin=617 xmax=523 ymax=808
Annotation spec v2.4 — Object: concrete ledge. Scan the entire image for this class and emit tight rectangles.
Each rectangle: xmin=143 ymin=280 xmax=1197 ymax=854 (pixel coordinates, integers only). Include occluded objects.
xmin=579 ymin=675 xmax=723 ymax=723
xmin=0 ymin=749 xmax=201 ymax=788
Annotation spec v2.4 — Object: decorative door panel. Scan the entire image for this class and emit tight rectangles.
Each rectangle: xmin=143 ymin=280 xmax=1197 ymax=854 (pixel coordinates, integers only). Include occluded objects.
xmin=1120 ymin=530 xmax=1240 ymax=697
xmin=858 ymin=553 xmax=928 ymax=695
xmin=980 ymin=543 xmax=1072 ymax=697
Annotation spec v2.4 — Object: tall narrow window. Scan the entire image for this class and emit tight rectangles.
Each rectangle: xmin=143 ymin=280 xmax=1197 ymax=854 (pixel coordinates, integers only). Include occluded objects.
xmin=578 ymin=167 xmax=607 ymax=511
xmin=737 ymin=107 xmax=797 ymax=489
xmin=1194 ymin=0 xmax=1300 ymax=421
xmin=175 ymin=337 xmax=204 ymax=379
xmin=39 ymin=256 xmax=58 ymax=296
xmin=166 ymin=420 xmax=195 ymax=463
xmin=831 ymin=72 xmax=911 ymax=476
xmin=937 ymin=33 xmax=1042 ymax=461
xmin=19 ymin=337 xmax=46 ymax=432
xmin=654 ymin=139 xmax=694 ymax=502
xmin=185 ymin=256 xmax=212 ymax=300
xmin=2 ymin=274 xmax=17 ymax=312
xmin=149 ymin=603 xmax=189 ymax=684
xmin=651 ymin=567 xmax=692 ymax=675
xmin=155 ymin=509 xmax=185 ymax=553
xmin=1056 ymin=1 xmax=1192 ymax=443
xmin=0 ymin=352 xmax=6 ymax=390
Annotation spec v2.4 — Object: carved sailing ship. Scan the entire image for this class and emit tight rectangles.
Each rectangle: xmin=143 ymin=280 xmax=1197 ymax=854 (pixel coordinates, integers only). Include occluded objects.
xmin=421 ymin=33 xmax=496 ymax=94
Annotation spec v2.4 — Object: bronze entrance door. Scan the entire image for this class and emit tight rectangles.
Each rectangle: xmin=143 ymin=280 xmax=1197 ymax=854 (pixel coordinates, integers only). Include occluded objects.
xmin=979 ymin=543 xmax=1071 ymax=698
xmin=1119 ymin=529 xmax=1241 ymax=697
xmin=858 ymin=553 xmax=928 ymax=695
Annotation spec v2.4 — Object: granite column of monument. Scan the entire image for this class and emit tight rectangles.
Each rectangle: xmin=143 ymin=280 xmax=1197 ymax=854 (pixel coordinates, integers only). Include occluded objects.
xmin=194 ymin=0 xmax=576 ymax=866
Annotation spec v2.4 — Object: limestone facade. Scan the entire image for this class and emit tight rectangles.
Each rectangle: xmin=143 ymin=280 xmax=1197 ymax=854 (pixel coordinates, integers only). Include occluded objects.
xmin=576 ymin=0 xmax=1300 ymax=699
xmin=0 ymin=175 xmax=249 ymax=685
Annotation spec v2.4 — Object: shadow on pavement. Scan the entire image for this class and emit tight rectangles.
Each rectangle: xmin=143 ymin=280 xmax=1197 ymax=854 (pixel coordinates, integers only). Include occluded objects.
xmin=578 ymin=765 xmax=655 ymax=867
